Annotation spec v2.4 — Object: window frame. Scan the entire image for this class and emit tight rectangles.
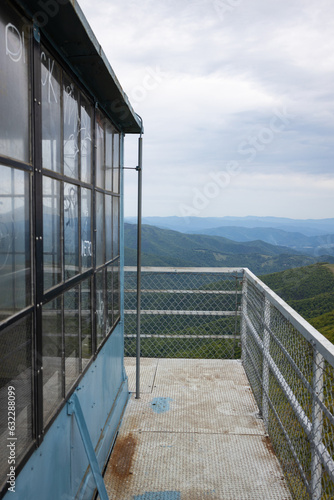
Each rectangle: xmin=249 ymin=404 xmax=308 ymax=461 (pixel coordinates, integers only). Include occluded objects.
xmin=0 ymin=4 xmax=123 ymax=491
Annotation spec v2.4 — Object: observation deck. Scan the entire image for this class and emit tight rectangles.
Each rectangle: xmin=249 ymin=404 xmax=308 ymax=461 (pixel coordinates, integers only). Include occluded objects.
xmin=104 ymin=357 xmax=292 ymax=499
xmin=100 ymin=267 xmax=334 ymax=500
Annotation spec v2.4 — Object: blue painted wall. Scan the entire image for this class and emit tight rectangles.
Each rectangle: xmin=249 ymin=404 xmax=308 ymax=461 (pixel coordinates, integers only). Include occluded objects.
xmin=4 ymin=323 xmax=129 ymax=500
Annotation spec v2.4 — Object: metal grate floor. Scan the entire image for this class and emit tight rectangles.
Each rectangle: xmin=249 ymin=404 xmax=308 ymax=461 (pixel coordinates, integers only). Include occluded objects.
xmin=102 ymin=359 xmax=292 ymax=500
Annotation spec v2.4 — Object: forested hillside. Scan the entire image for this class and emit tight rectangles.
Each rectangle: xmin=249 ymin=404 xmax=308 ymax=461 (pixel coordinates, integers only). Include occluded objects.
xmin=260 ymin=263 xmax=334 ymax=344
xmin=125 ymin=223 xmax=334 ymax=275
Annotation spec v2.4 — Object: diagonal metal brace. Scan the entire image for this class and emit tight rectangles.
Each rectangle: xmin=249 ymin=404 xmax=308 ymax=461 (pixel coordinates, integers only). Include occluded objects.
xmin=67 ymin=392 xmax=109 ymax=500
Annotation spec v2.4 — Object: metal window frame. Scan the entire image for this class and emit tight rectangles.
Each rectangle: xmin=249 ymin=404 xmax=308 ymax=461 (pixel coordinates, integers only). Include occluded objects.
xmin=0 ymin=8 xmax=124 ymax=495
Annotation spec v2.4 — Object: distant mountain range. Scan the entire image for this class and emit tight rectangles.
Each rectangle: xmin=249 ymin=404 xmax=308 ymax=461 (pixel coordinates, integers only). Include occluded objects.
xmin=125 ymin=216 xmax=334 ymax=257
xmin=124 ymin=223 xmax=334 ymax=275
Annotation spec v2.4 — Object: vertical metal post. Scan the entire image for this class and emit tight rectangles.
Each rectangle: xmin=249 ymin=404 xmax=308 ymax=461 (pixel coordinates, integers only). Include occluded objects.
xmin=241 ymin=273 xmax=248 ymax=366
xmin=311 ymin=349 xmax=324 ymax=500
xmin=136 ymin=136 xmax=143 ymax=399
xmin=233 ymin=275 xmax=239 ymax=359
xmin=262 ymin=298 xmax=270 ymax=432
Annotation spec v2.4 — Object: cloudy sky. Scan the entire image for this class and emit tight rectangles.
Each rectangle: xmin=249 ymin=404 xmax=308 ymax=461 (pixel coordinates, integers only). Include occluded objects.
xmin=79 ymin=0 xmax=334 ymax=219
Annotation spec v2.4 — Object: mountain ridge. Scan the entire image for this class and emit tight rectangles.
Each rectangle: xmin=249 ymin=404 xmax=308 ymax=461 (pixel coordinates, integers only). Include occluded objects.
xmin=125 ymin=216 xmax=334 ymax=236
xmin=124 ymin=223 xmax=334 ymax=274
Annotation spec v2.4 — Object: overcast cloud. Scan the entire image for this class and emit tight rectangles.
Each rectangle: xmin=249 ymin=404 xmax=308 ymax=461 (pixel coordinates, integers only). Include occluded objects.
xmin=79 ymin=0 xmax=334 ymax=219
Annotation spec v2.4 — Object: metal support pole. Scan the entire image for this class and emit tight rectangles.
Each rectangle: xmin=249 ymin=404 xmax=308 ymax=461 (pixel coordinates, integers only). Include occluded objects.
xmin=67 ymin=393 xmax=109 ymax=500
xmin=136 ymin=136 xmax=143 ymax=399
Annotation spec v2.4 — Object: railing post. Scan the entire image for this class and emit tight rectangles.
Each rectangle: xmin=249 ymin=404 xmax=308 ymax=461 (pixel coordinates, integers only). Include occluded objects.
xmin=233 ymin=275 xmax=239 ymax=358
xmin=311 ymin=348 xmax=324 ymax=500
xmin=262 ymin=298 xmax=270 ymax=432
xmin=241 ymin=273 xmax=248 ymax=366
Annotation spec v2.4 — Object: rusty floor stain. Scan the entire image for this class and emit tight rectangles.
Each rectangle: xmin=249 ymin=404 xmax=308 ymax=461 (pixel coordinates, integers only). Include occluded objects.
xmin=101 ymin=359 xmax=292 ymax=500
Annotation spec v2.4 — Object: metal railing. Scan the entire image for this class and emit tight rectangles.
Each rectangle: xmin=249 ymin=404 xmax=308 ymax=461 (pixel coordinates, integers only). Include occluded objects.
xmin=124 ymin=267 xmax=244 ymax=359
xmin=124 ymin=266 xmax=334 ymax=500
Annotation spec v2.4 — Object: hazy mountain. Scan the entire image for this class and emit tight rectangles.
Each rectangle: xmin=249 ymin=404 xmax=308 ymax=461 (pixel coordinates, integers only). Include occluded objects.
xmin=124 ymin=223 xmax=334 ymax=275
xmin=196 ymin=226 xmax=334 ymax=257
xmin=125 ymin=216 xmax=334 ymax=237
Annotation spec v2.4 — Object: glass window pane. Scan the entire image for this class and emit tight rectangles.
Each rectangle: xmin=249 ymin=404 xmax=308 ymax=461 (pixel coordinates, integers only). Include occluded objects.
xmin=105 ymin=194 xmax=112 ymax=263
xmin=96 ymin=113 xmax=104 ymax=189
xmin=64 ymin=183 xmax=79 ymax=280
xmin=81 ymin=279 xmax=92 ymax=369
xmin=112 ymin=196 xmax=120 ymax=259
xmin=0 ymin=4 xmax=30 ymax=162
xmin=113 ymin=259 xmax=120 ymax=324
xmin=64 ymin=286 xmax=80 ymax=393
xmin=0 ymin=315 xmax=33 ymax=485
xmin=0 ymin=166 xmax=31 ymax=321
xmin=43 ymin=296 xmax=63 ymax=426
xmin=63 ymin=78 xmax=79 ymax=179
xmin=105 ymin=125 xmax=112 ymax=191
xmin=81 ymin=188 xmax=92 ymax=270
xmin=41 ymin=48 xmax=62 ymax=173
xmin=43 ymin=177 xmax=61 ymax=290
xmin=107 ymin=265 xmax=113 ymax=330
xmin=96 ymin=269 xmax=106 ymax=347
xmin=96 ymin=191 xmax=104 ymax=267
xmin=80 ymin=98 xmax=92 ymax=184
xmin=113 ymin=133 xmax=120 ymax=194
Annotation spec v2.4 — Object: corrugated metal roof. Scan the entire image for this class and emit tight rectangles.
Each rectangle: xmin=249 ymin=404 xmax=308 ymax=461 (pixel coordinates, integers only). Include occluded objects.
xmin=16 ymin=0 xmax=142 ymax=133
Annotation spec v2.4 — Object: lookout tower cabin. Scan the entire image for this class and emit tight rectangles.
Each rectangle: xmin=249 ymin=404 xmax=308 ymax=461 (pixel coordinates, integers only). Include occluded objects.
xmin=0 ymin=1 xmax=142 ymax=498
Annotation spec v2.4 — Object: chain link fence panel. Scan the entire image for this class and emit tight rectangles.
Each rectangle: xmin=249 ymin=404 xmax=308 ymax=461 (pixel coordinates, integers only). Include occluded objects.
xmin=124 ymin=267 xmax=243 ymax=360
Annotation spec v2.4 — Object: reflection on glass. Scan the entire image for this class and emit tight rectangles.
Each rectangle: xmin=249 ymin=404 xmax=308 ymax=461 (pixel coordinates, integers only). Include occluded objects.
xmin=96 ymin=113 xmax=104 ymax=189
xmin=41 ymin=48 xmax=61 ymax=173
xmin=43 ymin=296 xmax=63 ymax=426
xmin=0 ymin=316 xmax=33 ymax=462
xmin=96 ymin=191 xmax=104 ymax=267
xmin=112 ymin=196 xmax=120 ymax=259
xmin=113 ymin=259 xmax=120 ymax=324
xmin=80 ymin=99 xmax=92 ymax=184
xmin=107 ymin=265 xmax=113 ymax=330
xmin=63 ymin=78 xmax=79 ymax=179
xmin=81 ymin=279 xmax=92 ymax=368
xmin=64 ymin=183 xmax=79 ymax=280
xmin=0 ymin=4 xmax=30 ymax=162
xmin=105 ymin=194 xmax=112 ymax=263
xmin=81 ymin=188 xmax=92 ymax=270
xmin=0 ymin=166 xmax=31 ymax=321
xmin=113 ymin=133 xmax=120 ymax=194
xmin=64 ymin=286 xmax=80 ymax=392
xmin=96 ymin=270 xmax=106 ymax=346
xmin=105 ymin=126 xmax=112 ymax=191
xmin=43 ymin=177 xmax=61 ymax=290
